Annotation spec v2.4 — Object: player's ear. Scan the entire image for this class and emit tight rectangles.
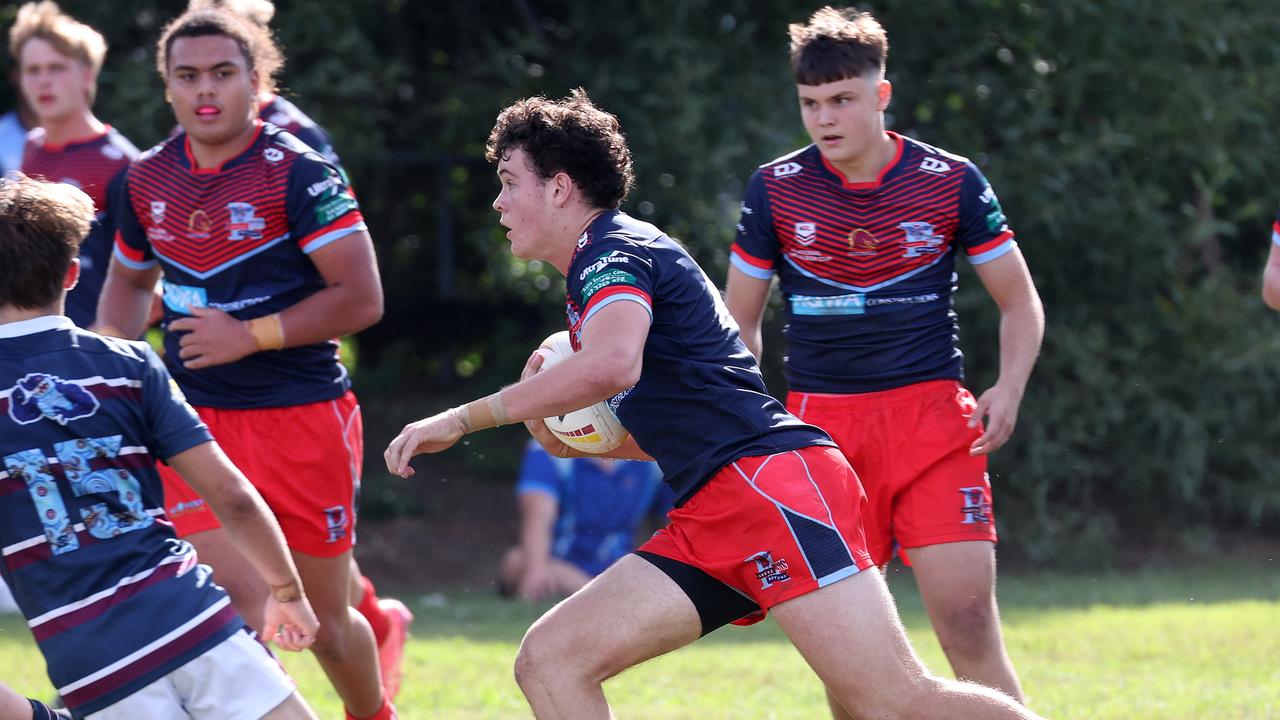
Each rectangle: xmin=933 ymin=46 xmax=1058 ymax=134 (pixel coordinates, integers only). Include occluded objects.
xmin=550 ymin=171 xmax=574 ymax=207
xmin=64 ymin=257 xmax=80 ymax=291
xmin=877 ymin=79 xmax=892 ymax=112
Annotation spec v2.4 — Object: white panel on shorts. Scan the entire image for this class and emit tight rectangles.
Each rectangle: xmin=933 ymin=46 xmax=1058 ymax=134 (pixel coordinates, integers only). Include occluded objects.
xmin=85 ymin=630 xmax=296 ymax=720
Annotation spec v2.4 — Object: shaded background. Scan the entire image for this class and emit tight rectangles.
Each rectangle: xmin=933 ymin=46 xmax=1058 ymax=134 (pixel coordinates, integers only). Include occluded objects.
xmin=4 ymin=0 xmax=1280 ymax=570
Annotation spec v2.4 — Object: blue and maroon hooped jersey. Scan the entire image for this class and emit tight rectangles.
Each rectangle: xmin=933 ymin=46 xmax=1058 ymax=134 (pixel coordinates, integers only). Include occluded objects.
xmin=113 ymin=122 xmax=367 ymax=409
xmin=21 ymin=127 xmax=139 ymax=329
xmin=0 ymin=316 xmax=240 ymax=717
xmin=730 ymin=133 xmax=1017 ymax=394
xmin=566 ymin=211 xmax=832 ymax=505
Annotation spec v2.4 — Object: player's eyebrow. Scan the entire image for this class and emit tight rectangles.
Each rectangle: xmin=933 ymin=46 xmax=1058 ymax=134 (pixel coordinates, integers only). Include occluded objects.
xmin=172 ymin=60 xmax=240 ymax=73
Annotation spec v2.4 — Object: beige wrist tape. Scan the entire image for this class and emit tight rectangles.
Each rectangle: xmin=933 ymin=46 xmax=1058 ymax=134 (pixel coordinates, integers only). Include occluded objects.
xmin=458 ymin=392 xmax=510 ymax=433
xmin=247 ymin=314 xmax=285 ymax=351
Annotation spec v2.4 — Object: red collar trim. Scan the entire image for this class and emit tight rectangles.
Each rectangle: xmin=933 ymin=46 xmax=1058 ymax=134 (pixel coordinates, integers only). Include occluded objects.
xmin=184 ymin=121 xmax=264 ymax=174
xmin=40 ymin=126 xmax=110 ymax=153
xmin=820 ymin=131 xmax=904 ymax=190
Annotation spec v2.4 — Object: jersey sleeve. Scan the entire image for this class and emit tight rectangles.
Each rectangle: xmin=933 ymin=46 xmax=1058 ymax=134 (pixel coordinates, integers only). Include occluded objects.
xmin=514 ymin=442 xmax=562 ymax=500
xmin=139 ymin=344 xmax=212 ymax=460
xmin=568 ymin=238 xmax=656 ymax=327
xmin=957 ymin=162 xmax=1017 ymax=265
xmin=729 ymin=169 xmax=779 ymax=280
xmin=111 ymin=172 xmax=158 ymax=270
xmin=285 ymin=152 xmax=367 ymax=254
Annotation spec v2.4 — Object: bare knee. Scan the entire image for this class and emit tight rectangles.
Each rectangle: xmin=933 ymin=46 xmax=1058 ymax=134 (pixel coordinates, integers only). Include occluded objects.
xmin=309 ymin=607 xmax=361 ymax=660
xmin=933 ymin=596 xmax=1002 ymax=659
xmin=514 ymin=616 xmax=609 ymax=692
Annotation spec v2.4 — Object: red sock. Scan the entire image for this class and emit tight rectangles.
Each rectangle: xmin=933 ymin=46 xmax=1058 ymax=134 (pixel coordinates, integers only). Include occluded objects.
xmin=345 ymin=697 xmax=396 ymax=720
xmin=355 ymin=575 xmax=391 ymax=647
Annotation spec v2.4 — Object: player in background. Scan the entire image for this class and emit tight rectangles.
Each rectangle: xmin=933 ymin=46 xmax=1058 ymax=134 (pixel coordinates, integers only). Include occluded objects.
xmin=95 ymin=9 xmax=393 ymax=720
xmin=724 ymin=8 xmax=1044 ymax=712
xmin=1261 ymin=207 xmax=1280 ymax=310
xmin=1 ymin=175 xmax=319 ymax=718
xmin=174 ymin=0 xmax=412 ymax=698
xmin=385 ymin=90 xmax=1044 ymax=720
xmin=10 ymin=2 xmax=138 ymax=329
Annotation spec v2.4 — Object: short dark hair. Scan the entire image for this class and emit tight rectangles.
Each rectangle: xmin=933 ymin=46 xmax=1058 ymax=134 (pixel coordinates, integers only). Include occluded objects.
xmin=485 ymin=89 xmax=634 ymax=210
xmin=789 ymin=6 xmax=888 ymax=85
xmin=156 ymin=8 xmax=282 ymax=94
xmin=0 ymin=175 xmax=93 ymax=310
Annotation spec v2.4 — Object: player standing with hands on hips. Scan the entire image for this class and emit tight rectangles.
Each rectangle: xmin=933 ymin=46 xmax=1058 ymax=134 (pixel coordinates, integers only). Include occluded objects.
xmin=386 ymin=90 xmax=1045 ymax=720
xmin=725 ymin=7 xmax=1044 ymax=713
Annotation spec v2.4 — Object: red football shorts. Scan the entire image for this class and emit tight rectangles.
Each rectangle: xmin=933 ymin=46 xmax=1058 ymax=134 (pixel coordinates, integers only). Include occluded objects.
xmin=787 ymin=380 xmax=996 ymax=567
xmin=159 ymin=391 xmax=363 ymax=557
xmin=637 ymin=445 xmax=874 ymax=629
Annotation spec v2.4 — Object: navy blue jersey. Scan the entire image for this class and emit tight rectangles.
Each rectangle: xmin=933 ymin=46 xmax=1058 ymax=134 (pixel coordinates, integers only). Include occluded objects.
xmin=21 ymin=127 xmax=139 ymax=328
xmin=258 ymin=95 xmax=342 ymax=170
xmin=730 ymin=133 xmax=1017 ymax=393
xmin=0 ymin=316 xmax=240 ymax=716
xmin=113 ymin=122 xmax=367 ymax=409
xmin=566 ymin=211 xmax=831 ymax=505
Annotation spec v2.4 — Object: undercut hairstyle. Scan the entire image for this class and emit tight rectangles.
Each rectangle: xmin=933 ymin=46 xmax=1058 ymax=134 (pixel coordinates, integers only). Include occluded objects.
xmin=186 ymin=0 xmax=276 ymax=29
xmin=156 ymin=7 xmax=282 ymax=94
xmin=485 ymin=89 xmax=635 ymax=211
xmin=8 ymin=1 xmax=107 ymax=103
xmin=789 ymin=6 xmax=888 ymax=85
xmin=0 ymin=174 xmax=94 ymax=311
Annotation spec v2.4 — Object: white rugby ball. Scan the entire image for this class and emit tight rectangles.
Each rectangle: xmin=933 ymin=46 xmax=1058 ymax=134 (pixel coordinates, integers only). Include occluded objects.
xmin=537 ymin=331 xmax=629 ymax=454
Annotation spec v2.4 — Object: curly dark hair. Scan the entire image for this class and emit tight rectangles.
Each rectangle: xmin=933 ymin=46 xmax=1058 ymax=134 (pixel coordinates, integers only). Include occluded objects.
xmin=485 ymin=89 xmax=634 ymax=210
xmin=156 ymin=7 xmax=282 ymax=94
xmin=789 ymin=6 xmax=888 ymax=85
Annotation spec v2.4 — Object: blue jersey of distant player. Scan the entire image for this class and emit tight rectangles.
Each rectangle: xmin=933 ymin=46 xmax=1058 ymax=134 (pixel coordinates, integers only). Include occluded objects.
xmin=258 ymin=94 xmax=342 ymax=170
xmin=565 ymin=210 xmax=831 ymax=504
xmin=730 ymin=133 xmax=1018 ymax=394
xmin=0 ymin=317 xmax=241 ymax=717
xmin=113 ymin=121 xmax=367 ymax=409
xmin=516 ymin=442 xmax=671 ymax=575
xmin=21 ymin=127 xmax=139 ymax=328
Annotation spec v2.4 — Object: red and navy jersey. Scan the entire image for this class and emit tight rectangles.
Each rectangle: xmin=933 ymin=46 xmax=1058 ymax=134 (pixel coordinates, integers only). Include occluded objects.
xmin=259 ymin=94 xmax=341 ymax=169
xmin=566 ymin=211 xmax=832 ymax=505
xmin=21 ymin=127 xmax=138 ymax=328
xmin=113 ymin=122 xmax=367 ymax=409
xmin=730 ymin=133 xmax=1018 ymax=394
xmin=1272 ymin=207 xmax=1280 ymax=247
xmin=0 ymin=316 xmax=240 ymax=717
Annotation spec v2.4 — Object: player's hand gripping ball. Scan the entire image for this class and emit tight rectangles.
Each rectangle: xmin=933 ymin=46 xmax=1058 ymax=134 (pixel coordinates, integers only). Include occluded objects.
xmin=537 ymin=331 xmax=629 ymax=454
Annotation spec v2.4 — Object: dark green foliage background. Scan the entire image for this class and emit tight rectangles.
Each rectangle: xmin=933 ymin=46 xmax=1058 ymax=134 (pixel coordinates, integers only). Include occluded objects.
xmin=5 ymin=0 xmax=1278 ymax=566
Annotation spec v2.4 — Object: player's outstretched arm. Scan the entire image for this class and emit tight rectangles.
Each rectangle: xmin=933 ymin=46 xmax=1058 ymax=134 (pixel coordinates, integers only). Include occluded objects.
xmin=166 ymin=442 xmax=319 ymax=651
xmin=1262 ymin=242 xmax=1280 ymax=310
xmin=95 ymin=257 xmax=161 ymax=339
xmin=725 ymin=266 xmax=773 ymax=360
xmin=969 ymin=247 xmax=1045 ymax=456
xmin=385 ymin=301 xmax=651 ymax=476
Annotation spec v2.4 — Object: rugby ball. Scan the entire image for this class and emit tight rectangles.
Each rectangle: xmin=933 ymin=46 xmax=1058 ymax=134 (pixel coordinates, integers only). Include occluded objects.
xmin=536 ymin=331 xmax=628 ymax=454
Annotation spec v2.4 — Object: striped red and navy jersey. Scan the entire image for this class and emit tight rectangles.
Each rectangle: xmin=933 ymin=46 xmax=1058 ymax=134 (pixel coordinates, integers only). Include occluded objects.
xmin=730 ymin=133 xmax=1017 ymax=394
xmin=21 ymin=127 xmax=139 ymax=329
xmin=566 ymin=211 xmax=832 ymax=505
xmin=113 ymin=122 xmax=367 ymax=409
xmin=0 ymin=316 xmax=241 ymax=717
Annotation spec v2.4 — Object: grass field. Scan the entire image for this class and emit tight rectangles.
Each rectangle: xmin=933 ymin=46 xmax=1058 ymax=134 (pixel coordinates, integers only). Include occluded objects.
xmin=1 ymin=561 xmax=1278 ymax=719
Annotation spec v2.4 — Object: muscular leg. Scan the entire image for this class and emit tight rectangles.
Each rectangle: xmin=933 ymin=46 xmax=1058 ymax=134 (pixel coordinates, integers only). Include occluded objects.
xmin=514 ymin=554 xmax=702 ymax=719
xmin=261 ymin=692 xmax=319 ymax=720
xmin=774 ymin=569 xmax=1041 ymax=720
xmin=292 ymin=550 xmax=385 ymax=718
xmin=187 ymin=528 xmax=269 ymax=631
xmin=908 ymin=541 xmax=1024 ymax=702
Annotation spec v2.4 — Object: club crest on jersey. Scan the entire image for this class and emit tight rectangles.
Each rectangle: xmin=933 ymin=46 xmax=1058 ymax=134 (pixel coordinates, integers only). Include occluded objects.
xmin=900 ymin=221 xmax=944 ymax=258
xmin=7 ymin=373 xmax=100 ymax=426
xmin=773 ymin=161 xmax=802 ymax=178
xmin=847 ymin=227 xmax=878 ymax=256
xmin=227 ymin=202 xmax=265 ymax=240
xmin=795 ymin=222 xmax=818 ymax=246
xmin=263 ymin=147 xmax=284 ymax=163
xmin=745 ymin=551 xmax=791 ymax=589
xmin=150 ymin=201 xmax=166 ymax=225
xmin=187 ymin=209 xmax=212 ymax=239
xmin=919 ymin=156 xmax=951 ymax=175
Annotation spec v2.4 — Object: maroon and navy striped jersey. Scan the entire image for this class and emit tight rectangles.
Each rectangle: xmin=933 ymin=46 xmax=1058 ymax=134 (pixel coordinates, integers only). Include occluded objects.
xmin=730 ymin=133 xmax=1017 ymax=394
xmin=0 ymin=316 xmax=239 ymax=717
xmin=566 ymin=211 xmax=831 ymax=504
xmin=113 ymin=122 xmax=367 ymax=409
xmin=21 ymin=127 xmax=138 ymax=328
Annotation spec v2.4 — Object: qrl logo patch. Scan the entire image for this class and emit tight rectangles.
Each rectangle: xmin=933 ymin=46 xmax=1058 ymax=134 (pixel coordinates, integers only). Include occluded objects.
xmin=794 ymin=222 xmax=817 ymax=246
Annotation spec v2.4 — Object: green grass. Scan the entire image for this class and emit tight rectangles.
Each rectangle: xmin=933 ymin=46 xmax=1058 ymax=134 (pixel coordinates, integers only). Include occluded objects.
xmin=2 ymin=563 xmax=1279 ymax=718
